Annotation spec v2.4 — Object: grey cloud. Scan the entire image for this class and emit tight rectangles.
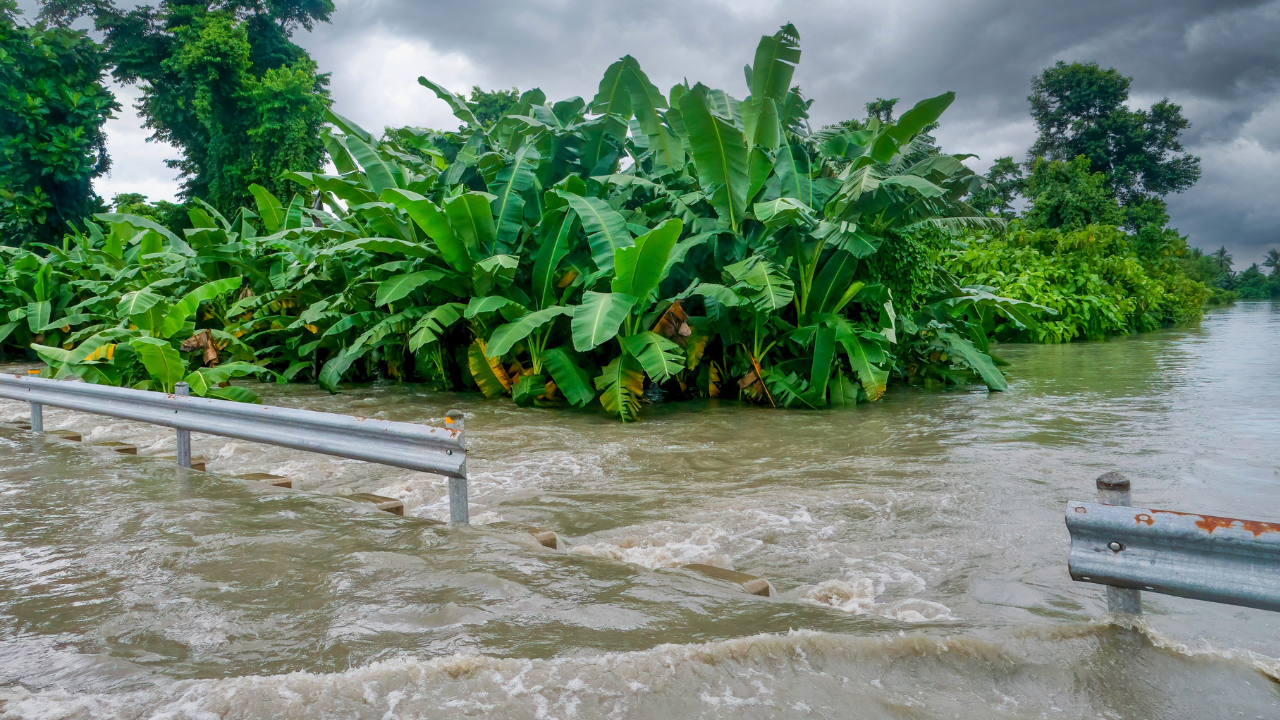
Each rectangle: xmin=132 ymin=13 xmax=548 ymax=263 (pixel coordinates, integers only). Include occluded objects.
xmin=18 ymin=0 xmax=1273 ymax=261
xmin=299 ymin=0 xmax=1278 ymax=261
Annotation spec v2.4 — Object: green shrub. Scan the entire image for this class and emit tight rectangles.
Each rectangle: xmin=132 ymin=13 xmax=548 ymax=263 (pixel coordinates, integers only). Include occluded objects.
xmin=948 ymin=224 xmax=1207 ymax=341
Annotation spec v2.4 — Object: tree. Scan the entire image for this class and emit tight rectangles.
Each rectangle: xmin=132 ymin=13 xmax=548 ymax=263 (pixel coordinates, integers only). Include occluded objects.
xmin=826 ymin=97 xmax=900 ymax=132
xmin=968 ymin=156 xmax=1023 ymax=218
xmin=0 ymin=1 xmax=117 ymax=247
xmin=1263 ymin=249 xmax=1280 ymax=277
xmin=111 ymin=192 xmax=188 ymax=231
xmin=1022 ymin=155 xmax=1122 ymax=231
xmin=1028 ymin=61 xmax=1200 ymax=206
xmin=1211 ymin=246 xmax=1233 ymax=273
xmin=468 ymin=86 xmax=519 ymax=127
xmin=40 ymin=0 xmax=332 ymax=216
xmin=865 ymin=97 xmax=898 ymax=124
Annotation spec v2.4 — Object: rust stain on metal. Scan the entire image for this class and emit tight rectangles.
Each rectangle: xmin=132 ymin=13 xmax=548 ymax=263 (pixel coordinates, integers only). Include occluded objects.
xmin=1135 ymin=513 xmax=1154 ymax=526
xmin=1074 ymin=506 xmax=1087 ymax=514
xmin=1151 ymin=509 xmax=1280 ymax=537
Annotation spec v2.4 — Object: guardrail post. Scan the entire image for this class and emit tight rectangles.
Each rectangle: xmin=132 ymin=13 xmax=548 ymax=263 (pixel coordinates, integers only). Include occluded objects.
xmin=446 ymin=409 xmax=467 ymax=524
xmin=27 ymin=369 xmax=42 ymax=432
xmin=1096 ymin=471 xmax=1141 ymax=615
xmin=175 ymin=382 xmax=191 ymax=468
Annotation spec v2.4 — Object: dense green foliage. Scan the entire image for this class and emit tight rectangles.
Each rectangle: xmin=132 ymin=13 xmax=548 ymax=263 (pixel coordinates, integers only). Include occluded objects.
xmin=0 ymin=208 xmax=270 ymax=400
xmin=949 ymin=224 xmax=1206 ymax=342
xmin=0 ymin=1 xmax=117 ymax=247
xmin=1020 ymin=156 xmax=1122 ymax=231
xmin=110 ymin=192 xmax=190 ymax=232
xmin=468 ymin=86 xmax=520 ymax=128
xmin=41 ymin=0 xmax=332 ymax=215
xmin=949 ymin=59 xmax=1227 ymax=342
xmin=967 ymin=156 xmax=1022 ymax=218
xmin=2 ymin=25 xmax=1046 ymax=419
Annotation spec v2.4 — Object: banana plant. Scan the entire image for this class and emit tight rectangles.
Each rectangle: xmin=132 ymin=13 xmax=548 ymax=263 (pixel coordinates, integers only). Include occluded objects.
xmin=0 ymin=23 xmax=1049 ymax=421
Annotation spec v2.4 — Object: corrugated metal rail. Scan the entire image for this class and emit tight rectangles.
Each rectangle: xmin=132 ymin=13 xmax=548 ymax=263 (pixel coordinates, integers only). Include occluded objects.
xmin=1066 ymin=477 xmax=1280 ymax=613
xmin=0 ymin=372 xmax=471 ymax=522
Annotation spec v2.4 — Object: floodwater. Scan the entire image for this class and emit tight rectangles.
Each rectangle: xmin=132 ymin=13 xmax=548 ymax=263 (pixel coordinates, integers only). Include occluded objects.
xmin=1 ymin=302 xmax=1278 ymax=719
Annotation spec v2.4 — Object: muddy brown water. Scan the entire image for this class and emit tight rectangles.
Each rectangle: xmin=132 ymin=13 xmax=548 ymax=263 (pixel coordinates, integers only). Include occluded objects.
xmin=1 ymin=302 xmax=1278 ymax=718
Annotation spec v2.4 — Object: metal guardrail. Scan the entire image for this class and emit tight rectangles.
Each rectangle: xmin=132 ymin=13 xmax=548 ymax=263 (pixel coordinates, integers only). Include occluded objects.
xmin=0 ymin=372 xmax=471 ymax=523
xmin=1066 ymin=472 xmax=1280 ymax=614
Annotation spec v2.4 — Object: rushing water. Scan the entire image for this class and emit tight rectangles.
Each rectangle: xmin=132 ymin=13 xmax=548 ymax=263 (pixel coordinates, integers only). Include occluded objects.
xmin=1 ymin=302 xmax=1278 ymax=719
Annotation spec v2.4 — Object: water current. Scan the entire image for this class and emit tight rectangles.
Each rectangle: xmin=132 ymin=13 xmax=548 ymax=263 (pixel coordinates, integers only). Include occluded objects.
xmin=1 ymin=302 xmax=1278 ymax=718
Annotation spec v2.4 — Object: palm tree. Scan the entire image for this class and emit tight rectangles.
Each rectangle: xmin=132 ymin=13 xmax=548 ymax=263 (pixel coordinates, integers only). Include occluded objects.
xmin=1187 ymin=247 xmax=1204 ymax=260
xmin=1263 ymin=248 xmax=1280 ymax=277
xmin=1212 ymin=246 xmax=1233 ymax=272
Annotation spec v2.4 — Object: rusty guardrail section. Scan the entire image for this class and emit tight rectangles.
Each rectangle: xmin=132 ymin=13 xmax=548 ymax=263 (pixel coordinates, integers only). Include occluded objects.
xmin=1066 ymin=473 xmax=1280 ymax=613
xmin=0 ymin=372 xmax=471 ymax=523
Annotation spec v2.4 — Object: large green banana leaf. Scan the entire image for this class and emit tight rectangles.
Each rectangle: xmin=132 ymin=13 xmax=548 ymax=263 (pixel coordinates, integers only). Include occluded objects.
xmin=621 ymin=331 xmax=684 ymax=382
xmin=542 ymin=347 xmax=595 ymax=407
xmin=490 ymin=144 xmax=540 ymax=247
xmin=531 ymin=207 xmax=576 ymax=309
xmin=572 ymin=291 xmax=636 ymax=351
xmin=383 ymin=189 xmax=472 ymax=272
xmin=375 ymin=270 xmax=444 ymax=306
xmin=418 ymin=76 xmax=481 ymax=127
xmin=445 ymin=193 xmax=498 ymax=257
xmin=130 ymin=338 xmax=187 ymax=393
xmin=611 ymin=218 xmax=682 ymax=304
xmin=749 ymin=24 xmax=801 ymax=103
xmin=158 ymin=277 xmax=242 ymax=339
xmin=560 ymin=193 xmax=632 ymax=271
xmin=486 ymin=306 xmax=573 ymax=357
xmin=680 ymin=85 xmax=749 ymax=230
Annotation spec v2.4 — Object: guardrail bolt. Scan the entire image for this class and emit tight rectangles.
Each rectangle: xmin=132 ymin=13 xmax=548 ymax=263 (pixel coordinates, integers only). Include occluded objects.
xmin=445 ymin=409 xmax=468 ymax=525
xmin=1096 ymin=471 xmax=1141 ymax=615
xmin=175 ymin=382 xmax=191 ymax=469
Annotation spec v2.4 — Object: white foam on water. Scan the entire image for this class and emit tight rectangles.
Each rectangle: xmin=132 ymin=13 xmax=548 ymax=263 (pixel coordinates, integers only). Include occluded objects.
xmin=798 ymin=579 xmax=956 ymax=623
xmin=568 ymin=524 xmax=732 ymax=570
xmin=796 ymin=551 xmax=954 ymax=623
xmin=3 ymin=626 xmax=1276 ymax=720
xmin=1119 ymin=616 xmax=1280 ymax=682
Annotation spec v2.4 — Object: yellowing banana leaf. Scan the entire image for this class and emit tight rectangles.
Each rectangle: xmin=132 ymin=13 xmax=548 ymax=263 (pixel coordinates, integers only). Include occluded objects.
xmin=595 ymin=354 xmax=643 ymax=422
xmin=468 ymin=339 xmax=511 ymax=398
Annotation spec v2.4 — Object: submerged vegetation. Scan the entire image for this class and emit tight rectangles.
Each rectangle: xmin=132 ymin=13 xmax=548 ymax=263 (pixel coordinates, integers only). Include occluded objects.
xmin=0 ymin=24 xmax=1049 ymax=419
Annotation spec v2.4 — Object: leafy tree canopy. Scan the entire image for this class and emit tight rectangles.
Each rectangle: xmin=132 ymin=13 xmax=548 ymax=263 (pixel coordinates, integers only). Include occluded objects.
xmin=1 ymin=0 xmax=118 ymax=247
xmin=39 ymin=0 xmax=333 ymax=216
xmin=1022 ymin=155 xmax=1122 ymax=232
xmin=826 ymin=97 xmax=900 ymax=133
xmin=865 ymin=97 xmax=898 ymax=125
xmin=467 ymin=86 xmax=519 ymax=128
xmin=968 ymin=156 xmax=1023 ymax=218
xmin=111 ymin=192 xmax=189 ymax=231
xmin=1028 ymin=60 xmax=1201 ymax=205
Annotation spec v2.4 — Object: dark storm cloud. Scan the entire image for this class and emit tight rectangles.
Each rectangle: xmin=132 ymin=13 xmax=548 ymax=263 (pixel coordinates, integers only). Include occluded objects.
xmin=19 ymin=0 xmax=1272 ymax=261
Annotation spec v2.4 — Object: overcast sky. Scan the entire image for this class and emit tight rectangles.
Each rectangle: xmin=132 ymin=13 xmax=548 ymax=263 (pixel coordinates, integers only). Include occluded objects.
xmin=44 ymin=0 xmax=1279 ymax=264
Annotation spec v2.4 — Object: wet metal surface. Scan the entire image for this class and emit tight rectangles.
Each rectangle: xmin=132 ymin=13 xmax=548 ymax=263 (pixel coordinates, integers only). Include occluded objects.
xmin=1068 ymin=501 xmax=1280 ymax=611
